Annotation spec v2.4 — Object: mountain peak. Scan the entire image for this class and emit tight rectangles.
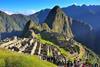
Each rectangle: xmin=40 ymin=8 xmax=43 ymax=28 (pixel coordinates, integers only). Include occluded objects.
xmin=0 ymin=10 xmax=8 ymax=15
xmin=52 ymin=5 xmax=60 ymax=10
xmin=44 ymin=6 xmax=73 ymax=38
xmin=50 ymin=5 xmax=63 ymax=14
xmin=44 ymin=6 xmax=65 ymax=30
xmin=23 ymin=20 xmax=34 ymax=31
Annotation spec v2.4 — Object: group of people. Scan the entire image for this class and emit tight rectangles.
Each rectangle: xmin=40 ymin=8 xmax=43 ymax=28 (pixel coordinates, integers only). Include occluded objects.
xmin=64 ymin=61 xmax=99 ymax=67
xmin=41 ymin=54 xmax=99 ymax=67
xmin=60 ymin=59 xmax=99 ymax=67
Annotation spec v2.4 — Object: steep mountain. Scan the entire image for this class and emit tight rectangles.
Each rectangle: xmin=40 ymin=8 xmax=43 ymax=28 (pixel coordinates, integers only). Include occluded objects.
xmin=31 ymin=9 xmax=50 ymax=23
xmin=44 ymin=6 xmax=73 ymax=38
xmin=0 ymin=5 xmax=100 ymax=55
xmin=0 ymin=11 xmax=21 ymax=32
xmin=34 ymin=5 xmax=100 ymax=30
xmin=22 ymin=20 xmax=42 ymax=37
xmin=0 ymin=11 xmax=39 ymax=40
xmin=1 ymin=5 xmax=100 ymax=32
xmin=0 ymin=6 xmax=100 ymax=66
xmin=0 ymin=11 xmax=38 ymax=33
xmin=11 ymin=14 xmax=38 ymax=29
xmin=63 ymin=5 xmax=100 ymax=54
xmin=63 ymin=5 xmax=100 ymax=30
xmin=33 ymin=5 xmax=100 ymax=55
xmin=11 ymin=14 xmax=30 ymax=29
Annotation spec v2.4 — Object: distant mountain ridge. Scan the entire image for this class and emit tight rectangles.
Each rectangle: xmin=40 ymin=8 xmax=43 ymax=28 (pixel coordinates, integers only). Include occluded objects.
xmin=63 ymin=5 xmax=100 ymax=30
xmin=1 ymin=6 xmax=100 ymax=65
xmin=0 ymin=11 xmax=38 ymax=32
xmin=0 ymin=11 xmax=21 ymax=32
xmin=0 ymin=5 xmax=100 ymax=54
xmin=1 ymin=5 xmax=100 ymax=32
xmin=34 ymin=5 xmax=100 ymax=30
xmin=33 ymin=5 xmax=100 ymax=54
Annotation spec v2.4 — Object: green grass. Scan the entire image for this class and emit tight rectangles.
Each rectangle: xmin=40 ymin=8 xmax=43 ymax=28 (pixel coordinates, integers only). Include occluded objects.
xmin=0 ymin=48 xmax=56 ymax=67
xmin=29 ymin=34 xmax=100 ymax=64
xmin=36 ymin=34 xmax=82 ymax=61
xmin=36 ymin=34 xmax=54 ymax=45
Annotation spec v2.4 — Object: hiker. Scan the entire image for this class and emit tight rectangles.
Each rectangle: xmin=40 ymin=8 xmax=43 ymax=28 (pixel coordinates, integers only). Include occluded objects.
xmin=82 ymin=63 xmax=86 ymax=67
xmin=94 ymin=63 xmax=99 ymax=67
xmin=67 ymin=60 xmax=73 ymax=67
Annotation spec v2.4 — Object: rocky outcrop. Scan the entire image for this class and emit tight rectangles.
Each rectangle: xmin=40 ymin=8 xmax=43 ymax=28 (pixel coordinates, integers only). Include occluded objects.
xmin=45 ymin=6 xmax=73 ymax=38
xmin=22 ymin=20 xmax=39 ymax=38
xmin=35 ymin=6 xmax=98 ymax=54
xmin=0 ymin=5 xmax=100 ymax=65
xmin=41 ymin=23 xmax=50 ymax=32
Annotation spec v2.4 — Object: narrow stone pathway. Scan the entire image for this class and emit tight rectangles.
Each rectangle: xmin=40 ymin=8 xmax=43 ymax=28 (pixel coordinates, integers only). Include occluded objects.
xmin=31 ymin=41 xmax=38 ymax=55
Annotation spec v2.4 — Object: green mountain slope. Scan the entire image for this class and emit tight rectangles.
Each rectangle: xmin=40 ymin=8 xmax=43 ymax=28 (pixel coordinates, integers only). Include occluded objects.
xmin=0 ymin=11 xmax=21 ymax=32
xmin=0 ymin=5 xmax=100 ymax=67
xmin=0 ymin=11 xmax=38 ymax=32
xmin=21 ymin=6 xmax=100 ymax=64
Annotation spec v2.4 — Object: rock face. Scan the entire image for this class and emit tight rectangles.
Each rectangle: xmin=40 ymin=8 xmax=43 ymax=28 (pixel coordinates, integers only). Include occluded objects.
xmin=0 ymin=11 xmax=38 ymax=32
xmin=0 ymin=11 xmax=21 ymax=32
xmin=0 ymin=6 xmax=100 ymax=65
xmin=23 ymin=20 xmax=35 ymax=32
xmin=34 ymin=6 xmax=99 ymax=54
xmin=22 ymin=20 xmax=38 ymax=37
xmin=11 ymin=14 xmax=30 ymax=29
xmin=0 ymin=5 xmax=99 ymax=55
xmin=45 ymin=6 xmax=73 ymax=38
xmin=11 ymin=14 xmax=38 ymax=29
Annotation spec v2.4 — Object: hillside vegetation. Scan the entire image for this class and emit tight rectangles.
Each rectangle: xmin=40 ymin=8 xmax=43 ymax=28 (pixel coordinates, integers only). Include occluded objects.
xmin=0 ymin=5 xmax=100 ymax=67
xmin=0 ymin=48 xmax=56 ymax=67
xmin=36 ymin=34 xmax=100 ymax=63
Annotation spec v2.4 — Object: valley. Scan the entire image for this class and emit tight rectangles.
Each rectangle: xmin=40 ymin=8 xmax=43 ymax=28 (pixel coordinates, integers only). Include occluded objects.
xmin=0 ymin=5 xmax=100 ymax=67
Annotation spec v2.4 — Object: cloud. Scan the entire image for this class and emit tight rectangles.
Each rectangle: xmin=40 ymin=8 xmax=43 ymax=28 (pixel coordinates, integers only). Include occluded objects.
xmin=31 ymin=10 xmax=37 ymax=14
xmin=20 ymin=10 xmax=37 ymax=15
xmin=0 ymin=9 xmax=14 ymax=15
xmin=0 ymin=9 xmax=37 ymax=15
xmin=3 ymin=11 xmax=14 ymax=15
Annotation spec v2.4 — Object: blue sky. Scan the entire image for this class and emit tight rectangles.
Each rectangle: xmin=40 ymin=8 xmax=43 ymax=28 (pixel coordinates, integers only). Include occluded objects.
xmin=0 ymin=0 xmax=100 ymax=14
